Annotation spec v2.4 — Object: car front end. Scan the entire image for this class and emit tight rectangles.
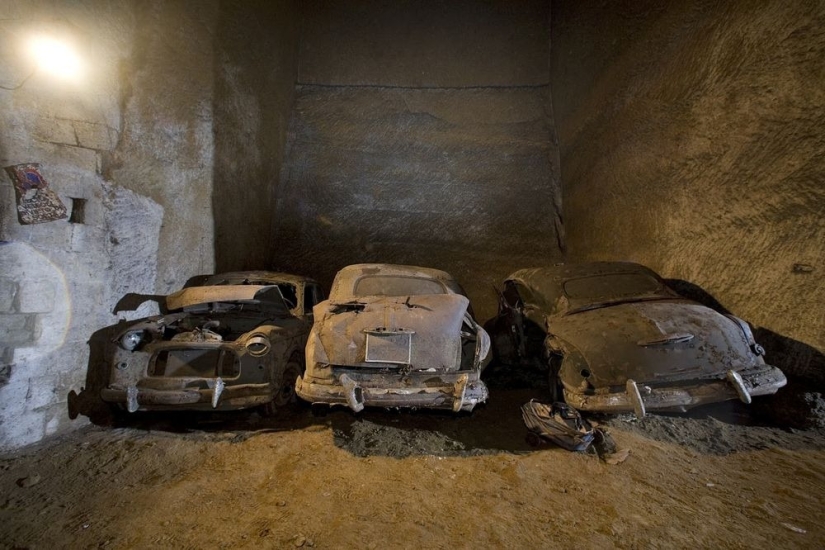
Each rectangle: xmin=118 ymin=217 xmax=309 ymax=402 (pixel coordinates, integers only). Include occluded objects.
xmin=100 ymin=284 xmax=299 ymax=413
xmin=101 ymin=328 xmax=280 ymax=412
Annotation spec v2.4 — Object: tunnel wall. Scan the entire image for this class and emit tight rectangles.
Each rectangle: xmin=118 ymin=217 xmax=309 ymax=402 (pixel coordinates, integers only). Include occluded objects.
xmin=274 ymin=0 xmax=562 ymax=320
xmin=0 ymin=0 xmax=218 ymax=450
xmin=551 ymin=0 xmax=825 ymax=381
xmin=213 ymin=0 xmax=300 ymax=273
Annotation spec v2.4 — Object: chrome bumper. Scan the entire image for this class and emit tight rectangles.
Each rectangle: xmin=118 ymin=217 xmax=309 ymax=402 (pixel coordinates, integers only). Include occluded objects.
xmin=101 ymin=381 xmax=272 ymax=412
xmin=564 ymin=365 xmax=787 ymax=418
xmin=295 ymin=372 xmax=488 ymax=413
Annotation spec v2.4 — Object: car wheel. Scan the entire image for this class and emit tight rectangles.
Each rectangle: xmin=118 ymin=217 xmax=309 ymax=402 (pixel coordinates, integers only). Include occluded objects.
xmin=261 ymin=360 xmax=302 ymax=417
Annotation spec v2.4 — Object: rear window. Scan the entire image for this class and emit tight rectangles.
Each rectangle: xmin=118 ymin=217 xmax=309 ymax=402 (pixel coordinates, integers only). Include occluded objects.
xmin=353 ymin=275 xmax=446 ymax=297
xmin=563 ymin=273 xmax=662 ymax=303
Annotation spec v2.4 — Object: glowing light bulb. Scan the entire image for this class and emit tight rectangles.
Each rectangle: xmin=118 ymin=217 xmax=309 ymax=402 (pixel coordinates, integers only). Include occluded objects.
xmin=28 ymin=36 xmax=82 ymax=80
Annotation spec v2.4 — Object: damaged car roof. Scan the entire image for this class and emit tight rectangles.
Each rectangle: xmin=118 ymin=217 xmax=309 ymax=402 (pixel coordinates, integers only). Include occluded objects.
xmin=200 ymin=270 xmax=312 ymax=287
xmin=165 ymin=285 xmax=291 ymax=312
xmin=328 ymin=263 xmax=466 ymax=301
xmin=508 ymin=262 xmax=677 ymax=315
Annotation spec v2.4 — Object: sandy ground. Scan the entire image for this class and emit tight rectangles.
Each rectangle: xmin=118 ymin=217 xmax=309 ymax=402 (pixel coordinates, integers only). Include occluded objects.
xmin=2 ymin=384 xmax=825 ymax=549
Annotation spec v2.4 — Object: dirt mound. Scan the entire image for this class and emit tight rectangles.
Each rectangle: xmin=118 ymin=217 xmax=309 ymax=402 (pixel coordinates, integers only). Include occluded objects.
xmin=334 ymin=419 xmax=470 ymax=458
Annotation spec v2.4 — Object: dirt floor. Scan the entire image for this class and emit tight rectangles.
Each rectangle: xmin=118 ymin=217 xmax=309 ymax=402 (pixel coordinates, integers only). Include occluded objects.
xmin=2 ymin=380 xmax=825 ymax=549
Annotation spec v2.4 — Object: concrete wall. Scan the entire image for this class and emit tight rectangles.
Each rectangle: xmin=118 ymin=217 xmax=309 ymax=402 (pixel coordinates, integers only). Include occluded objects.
xmin=551 ymin=0 xmax=825 ymax=382
xmin=0 ymin=0 xmax=218 ymax=450
xmin=274 ymin=0 xmax=562 ymax=320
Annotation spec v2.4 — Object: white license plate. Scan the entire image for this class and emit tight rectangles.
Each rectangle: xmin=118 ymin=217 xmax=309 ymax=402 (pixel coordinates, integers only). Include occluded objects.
xmin=364 ymin=330 xmax=414 ymax=364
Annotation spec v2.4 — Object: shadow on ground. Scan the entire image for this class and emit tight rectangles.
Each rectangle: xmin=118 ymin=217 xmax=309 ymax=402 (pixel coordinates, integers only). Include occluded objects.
xmin=72 ymin=365 xmax=825 ymax=459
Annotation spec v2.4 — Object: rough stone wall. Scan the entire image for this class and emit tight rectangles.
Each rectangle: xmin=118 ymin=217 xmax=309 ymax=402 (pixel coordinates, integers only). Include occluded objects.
xmin=275 ymin=0 xmax=562 ymax=320
xmin=0 ymin=0 xmax=218 ymax=450
xmin=102 ymin=1 xmax=218 ymax=292
xmin=551 ymin=0 xmax=825 ymax=381
xmin=213 ymin=0 xmax=300 ymax=272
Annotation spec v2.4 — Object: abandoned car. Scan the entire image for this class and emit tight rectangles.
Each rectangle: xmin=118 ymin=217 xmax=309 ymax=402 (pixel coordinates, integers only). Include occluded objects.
xmin=488 ymin=262 xmax=787 ymax=417
xmin=100 ymin=271 xmax=324 ymax=415
xmin=295 ymin=264 xmax=491 ymax=412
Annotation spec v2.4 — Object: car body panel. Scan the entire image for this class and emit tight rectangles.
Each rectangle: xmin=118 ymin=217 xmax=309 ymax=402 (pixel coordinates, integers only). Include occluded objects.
xmin=489 ymin=262 xmax=787 ymax=416
xmin=165 ymin=285 xmax=292 ymax=312
xmin=100 ymin=272 xmax=319 ymax=414
xmin=310 ymin=294 xmax=469 ymax=371
xmin=297 ymin=263 xmax=491 ymax=412
xmin=550 ymin=300 xmax=763 ymax=388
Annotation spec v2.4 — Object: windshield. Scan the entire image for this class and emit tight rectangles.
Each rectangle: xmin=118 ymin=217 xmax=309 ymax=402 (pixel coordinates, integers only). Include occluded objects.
xmin=353 ymin=275 xmax=446 ymax=297
xmin=563 ymin=273 xmax=669 ymax=311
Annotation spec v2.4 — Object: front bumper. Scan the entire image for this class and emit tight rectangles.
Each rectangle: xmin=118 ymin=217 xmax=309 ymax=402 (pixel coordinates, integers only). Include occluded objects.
xmin=295 ymin=371 xmax=488 ymax=413
xmin=101 ymin=382 xmax=272 ymax=413
xmin=563 ymin=365 xmax=787 ymax=418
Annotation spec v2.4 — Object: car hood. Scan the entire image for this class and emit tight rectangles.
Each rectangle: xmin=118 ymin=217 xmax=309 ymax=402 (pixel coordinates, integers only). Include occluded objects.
xmin=113 ymin=309 xmax=300 ymax=345
xmin=551 ymin=300 xmax=760 ymax=388
xmin=312 ymin=294 xmax=470 ymax=370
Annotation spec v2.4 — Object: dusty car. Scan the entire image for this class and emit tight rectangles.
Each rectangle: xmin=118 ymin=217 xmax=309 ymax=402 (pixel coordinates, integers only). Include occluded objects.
xmin=295 ymin=264 xmax=491 ymax=412
xmin=100 ymin=271 xmax=324 ymax=415
xmin=488 ymin=262 xmax=787 ymax=417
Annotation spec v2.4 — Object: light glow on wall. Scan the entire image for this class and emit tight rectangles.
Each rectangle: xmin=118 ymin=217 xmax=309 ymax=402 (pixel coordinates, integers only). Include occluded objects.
xmin=28 ymin=36 xmax=83 ymax=80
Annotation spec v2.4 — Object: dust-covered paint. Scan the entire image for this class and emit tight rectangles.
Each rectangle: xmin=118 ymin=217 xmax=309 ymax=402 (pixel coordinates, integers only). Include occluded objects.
xmin=297 ymin=264 xmax=491 ymax=412
xmin=488 ymin=262 xmax=787 ymax=416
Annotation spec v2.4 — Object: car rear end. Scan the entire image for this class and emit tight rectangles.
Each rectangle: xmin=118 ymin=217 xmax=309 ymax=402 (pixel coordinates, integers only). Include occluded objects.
xmin=555 ymin=301 xmax=787 ymax=417
xmin=296 ymin=293 xmax=490 ymax=412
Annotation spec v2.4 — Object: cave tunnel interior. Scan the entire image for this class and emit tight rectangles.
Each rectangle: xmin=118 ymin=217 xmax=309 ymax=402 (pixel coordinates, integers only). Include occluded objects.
xmin=0 ymin=0 xmax=825 ymax=548
xmin=0 ymin=0 xmax=823 ymax=546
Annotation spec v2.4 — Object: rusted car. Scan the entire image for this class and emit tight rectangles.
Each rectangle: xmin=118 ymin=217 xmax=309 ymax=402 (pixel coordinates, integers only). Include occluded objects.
xmin=296 ymin=264 xmax=491 ymax=412
xmin=100 ymin=271 xmax=324 ymax=415
xmin=488 ymin=262 xmax=787 ymax=417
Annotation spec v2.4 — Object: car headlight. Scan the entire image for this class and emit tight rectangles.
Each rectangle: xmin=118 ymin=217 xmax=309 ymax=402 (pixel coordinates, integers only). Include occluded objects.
xmin=246 ymin=334 xmax=271 ymax=357
xmin=119 ymin=330 xmax=145 ymax=351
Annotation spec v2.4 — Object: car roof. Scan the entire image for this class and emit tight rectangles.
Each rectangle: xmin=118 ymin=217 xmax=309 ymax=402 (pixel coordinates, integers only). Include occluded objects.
xmin=329 ymin=263 xmax=465 ymax=300
xmin=166 ymin=284 xmax=292 ymax=313
xmin=507 ymin=262 xmax=665 ymax=309
xmin=509 ymin=262 xmax=661 ymax=287
xmin=199 ymin=271 xmax=315 ymax=287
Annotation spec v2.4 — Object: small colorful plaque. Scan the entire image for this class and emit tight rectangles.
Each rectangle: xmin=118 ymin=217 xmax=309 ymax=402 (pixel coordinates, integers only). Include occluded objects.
xmin=4 ymin=163 xmax=67 ymax=225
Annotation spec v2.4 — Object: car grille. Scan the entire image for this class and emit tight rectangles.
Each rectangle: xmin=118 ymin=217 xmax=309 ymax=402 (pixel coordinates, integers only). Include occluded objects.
xmin=150 ymin=348 xmax=240 ymax=378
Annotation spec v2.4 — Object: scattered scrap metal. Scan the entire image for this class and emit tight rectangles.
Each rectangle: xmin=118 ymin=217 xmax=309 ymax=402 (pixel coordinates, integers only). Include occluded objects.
xmin=521 ymin=400 xmax=629 ymax=463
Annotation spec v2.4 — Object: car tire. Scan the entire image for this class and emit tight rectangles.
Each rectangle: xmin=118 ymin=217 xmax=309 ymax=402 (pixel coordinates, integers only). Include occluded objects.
xmin=261 ymin=360 xmax=302 ymax=417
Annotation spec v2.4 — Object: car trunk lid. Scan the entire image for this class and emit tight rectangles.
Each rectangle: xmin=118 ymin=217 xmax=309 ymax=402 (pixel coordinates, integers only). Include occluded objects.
xmin=316 ymin=294 xmax=469 ymax=371
xmin=553 ymin=301 xmax=760 ymax=388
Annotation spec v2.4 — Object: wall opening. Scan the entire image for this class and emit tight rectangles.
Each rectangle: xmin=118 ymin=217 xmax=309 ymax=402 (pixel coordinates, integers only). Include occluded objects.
xmin=68 ymin=197 xmax=86 ymax=224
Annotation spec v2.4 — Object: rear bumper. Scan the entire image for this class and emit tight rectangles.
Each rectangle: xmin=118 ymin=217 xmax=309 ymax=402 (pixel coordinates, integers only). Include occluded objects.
xmin=101 ymin=382 xmax=271 ymax=412
xmin=563 ymin=365 xmax=787 ymax=417
xmin=295 ymin=371 xmax=488 ymax=413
